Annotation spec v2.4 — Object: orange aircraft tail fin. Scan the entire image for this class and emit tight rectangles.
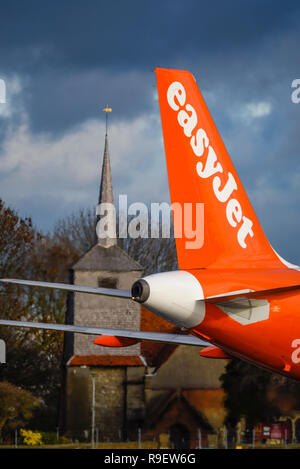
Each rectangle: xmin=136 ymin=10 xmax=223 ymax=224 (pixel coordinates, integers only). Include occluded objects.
xmin=155 ymin=67 xmax=283 ymax=270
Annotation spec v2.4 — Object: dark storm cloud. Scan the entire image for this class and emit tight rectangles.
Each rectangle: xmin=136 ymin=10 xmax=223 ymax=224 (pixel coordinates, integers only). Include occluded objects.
xmin=0 ymin=0 xmax=300 ymax=264
xmin=1 ymin=0 xmax=298 ymax=71
xmin=22 ymin=68 xmax=155 ymax=134
xmin=0 ymin=0 xmax=299 ymax=134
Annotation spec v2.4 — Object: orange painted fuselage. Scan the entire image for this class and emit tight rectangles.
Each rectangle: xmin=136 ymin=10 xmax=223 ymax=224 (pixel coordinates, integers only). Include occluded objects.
xmin=190 ymin=268 xmax=300 ymax=379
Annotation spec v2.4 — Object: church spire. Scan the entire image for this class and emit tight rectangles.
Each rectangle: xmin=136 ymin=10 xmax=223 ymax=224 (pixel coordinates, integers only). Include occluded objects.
xmin=96 ymin=106 xmax=117 ymax=247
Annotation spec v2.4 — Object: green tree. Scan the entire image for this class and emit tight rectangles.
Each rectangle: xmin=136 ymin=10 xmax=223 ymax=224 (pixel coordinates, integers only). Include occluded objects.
xmin=0 ymin=233 xmax=80 ymax=429
xmin=0 ymin=381 xmax=40 ymax=442
xmin=0 ymin=200 xmax=79 ymax=429
xmin=0 ymin=198 xmax=37 ymax=323
xmin=220 ymin=359 xmax=281 ymax=428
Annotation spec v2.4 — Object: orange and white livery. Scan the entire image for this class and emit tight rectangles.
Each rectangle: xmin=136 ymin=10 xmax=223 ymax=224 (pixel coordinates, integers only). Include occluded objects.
xmin=1 ymin=68 xmax=300 ymax=380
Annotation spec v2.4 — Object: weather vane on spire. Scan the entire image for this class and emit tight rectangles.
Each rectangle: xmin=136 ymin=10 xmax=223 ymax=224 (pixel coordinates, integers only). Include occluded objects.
xmin=102 ymin=105 xmax=112 ymax=135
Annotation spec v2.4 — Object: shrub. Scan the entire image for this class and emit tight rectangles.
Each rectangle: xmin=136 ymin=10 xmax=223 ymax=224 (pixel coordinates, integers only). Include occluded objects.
xmin=20 ymin=429 xmax=42 ymax=446
xmin=39 ymin=432 xmax=60 ymax=445
xmin=60 ymin=435 xmax=72 ymax=444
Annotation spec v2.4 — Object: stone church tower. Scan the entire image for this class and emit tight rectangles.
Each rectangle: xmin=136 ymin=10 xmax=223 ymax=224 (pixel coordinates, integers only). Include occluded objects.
xmin=63 ymin=128 xmax=144 ymax=440
xmin=61 ymin=121 xmax=229 ymax=448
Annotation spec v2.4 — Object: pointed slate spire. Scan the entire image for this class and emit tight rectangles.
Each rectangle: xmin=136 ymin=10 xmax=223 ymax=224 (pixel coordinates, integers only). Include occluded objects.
xmin=96 ymin=132 xmax=117 ymax=247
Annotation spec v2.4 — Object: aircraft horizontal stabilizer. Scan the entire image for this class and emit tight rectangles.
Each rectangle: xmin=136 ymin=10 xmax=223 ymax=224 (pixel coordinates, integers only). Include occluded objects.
xmin=0 ymin=278 xmax=132 ymax=299
xmin=2 ymin=279 xmax=300 ymax=306
xmin=0 ymin=319 xmax=211 ymax=347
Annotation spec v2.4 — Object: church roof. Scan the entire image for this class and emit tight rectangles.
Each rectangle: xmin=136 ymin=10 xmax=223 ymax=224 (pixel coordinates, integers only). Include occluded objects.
xmin=72 ymin=127 xmax=143 ymax=272
xmin=68 ymin=355 xmax=143 ymax=366
xmin=140 ymin=306 xmax=181 ymax=368
xmin=73 ymin=243 xmax=143 ymax=271
xmin=145 ymin=390 xmax=214 ymax=432
xmin=97 ymin=133 xmax=117 ymax=248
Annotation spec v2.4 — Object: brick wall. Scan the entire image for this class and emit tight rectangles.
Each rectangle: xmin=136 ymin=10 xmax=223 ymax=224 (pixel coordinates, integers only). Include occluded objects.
xmin=66 ymin=366 xmax=146 ymax=441
xmin=73 ymin=270 xmax=141 ymax=356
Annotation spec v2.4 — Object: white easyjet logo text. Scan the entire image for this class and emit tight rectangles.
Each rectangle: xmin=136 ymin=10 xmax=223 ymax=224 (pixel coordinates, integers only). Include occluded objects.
xmin=167 ymin=81 xmax=254 ymax=249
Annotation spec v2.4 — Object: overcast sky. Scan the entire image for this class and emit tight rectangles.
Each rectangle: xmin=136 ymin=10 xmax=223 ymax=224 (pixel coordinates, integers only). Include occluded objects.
xmin=0 ymin=0 xmax=300 ymax=263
